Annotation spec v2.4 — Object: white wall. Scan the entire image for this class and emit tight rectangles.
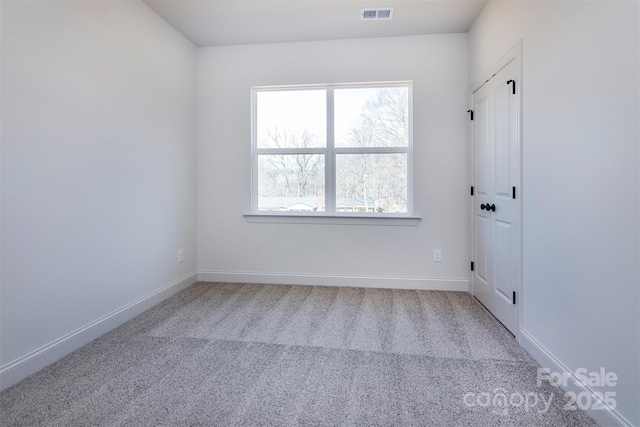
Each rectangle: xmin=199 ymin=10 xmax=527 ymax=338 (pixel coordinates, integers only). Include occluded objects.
xmin=0 ymin=0 xmax=197 ymax=386
xmin=197 ymin=34 xmax=470 ymax=290
xmin=469 ymin=1 xmax=639 ymax=425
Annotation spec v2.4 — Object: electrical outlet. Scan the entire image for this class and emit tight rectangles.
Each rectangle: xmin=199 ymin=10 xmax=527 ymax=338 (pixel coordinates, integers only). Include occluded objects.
xmin=178 ymin=249 xmax=184 ymax=263
xmin=433 ymin=249 xmax=442 ymax=262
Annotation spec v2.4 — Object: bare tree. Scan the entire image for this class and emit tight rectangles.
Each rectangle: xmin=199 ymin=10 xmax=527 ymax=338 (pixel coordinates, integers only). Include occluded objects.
xmin=337 ymin=88 xmax=409 ymax=212
xmin=259 ymin=127 xmax=324 ymax=198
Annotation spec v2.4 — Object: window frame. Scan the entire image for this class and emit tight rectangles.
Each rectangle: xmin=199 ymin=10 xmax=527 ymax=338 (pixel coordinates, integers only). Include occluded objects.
xmin=250 ymin=81 xmax=416 ymax=221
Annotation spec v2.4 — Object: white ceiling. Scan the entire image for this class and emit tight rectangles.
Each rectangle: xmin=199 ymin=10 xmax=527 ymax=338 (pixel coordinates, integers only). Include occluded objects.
xmin=143 ymin=0 xmax=488 ymax=47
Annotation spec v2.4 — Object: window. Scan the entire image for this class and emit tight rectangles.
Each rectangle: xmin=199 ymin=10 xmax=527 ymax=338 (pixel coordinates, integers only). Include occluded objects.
xmin=252 ymin=82 xmax=412 ymax=216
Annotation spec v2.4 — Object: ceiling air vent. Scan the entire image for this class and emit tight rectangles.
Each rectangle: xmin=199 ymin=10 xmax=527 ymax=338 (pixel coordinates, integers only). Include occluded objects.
xmin=361 ymin=7 xmax=394 ymax=21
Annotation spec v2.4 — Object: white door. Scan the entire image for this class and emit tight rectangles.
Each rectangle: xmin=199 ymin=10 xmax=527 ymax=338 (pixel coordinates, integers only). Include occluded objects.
xmin=471 ymin=59 xmax=520 ymax=336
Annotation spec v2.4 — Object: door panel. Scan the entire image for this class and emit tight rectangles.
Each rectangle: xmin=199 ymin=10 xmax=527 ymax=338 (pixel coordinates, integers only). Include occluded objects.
xmin=494 ymin=220 xmax=511 ymax=301
xmin=495 ymin=83 xmax=511 ymax=197
xmin=475 ymin=215 xmax=489 ymax=284
xmin=475 ymin=96 xmax=489 ymax=197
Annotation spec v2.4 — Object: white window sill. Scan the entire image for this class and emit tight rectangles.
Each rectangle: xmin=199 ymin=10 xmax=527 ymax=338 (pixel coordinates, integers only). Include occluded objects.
xmin=244 ymin=213 xmax=421 ymax=226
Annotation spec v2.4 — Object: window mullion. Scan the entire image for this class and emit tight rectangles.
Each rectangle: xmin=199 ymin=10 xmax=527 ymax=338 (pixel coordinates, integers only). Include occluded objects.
xmin=333 ymin=147 xmax=409 ymax=155
xmin=325 ymin=87 xmax=335 ymax=214
xmin=256 ymin=148 xmax=325 ymax=155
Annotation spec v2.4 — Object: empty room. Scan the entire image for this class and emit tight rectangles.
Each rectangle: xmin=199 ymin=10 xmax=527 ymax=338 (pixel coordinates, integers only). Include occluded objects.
xmin=1 ymin=0 xmax=638 ymax=426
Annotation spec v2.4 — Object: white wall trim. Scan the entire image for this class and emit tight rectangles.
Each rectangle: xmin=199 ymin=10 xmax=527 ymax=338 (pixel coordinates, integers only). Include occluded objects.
xmin=0 ymin=272 xmax=198 ymax=391
xmin=520 ymin=329 xmax=633 ymax=427
xmin=198 ymin=270 xmax=468 ymax=291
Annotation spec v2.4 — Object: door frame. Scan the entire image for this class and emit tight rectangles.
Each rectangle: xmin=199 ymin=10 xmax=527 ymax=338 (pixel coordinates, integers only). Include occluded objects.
xmin=468 ymin=41 xmax=523 ymax=343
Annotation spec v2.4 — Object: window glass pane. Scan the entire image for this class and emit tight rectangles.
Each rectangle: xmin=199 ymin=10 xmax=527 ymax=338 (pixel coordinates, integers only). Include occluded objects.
xmin=335 ymin=87 xmax=409 ymax=148
xmin=336 ymin=153 xmax=407 ymax=213
xmin=258 ymin=154 xmax=325 ymax=212
xmin=257 ymin=90 xmax=326 ymax=148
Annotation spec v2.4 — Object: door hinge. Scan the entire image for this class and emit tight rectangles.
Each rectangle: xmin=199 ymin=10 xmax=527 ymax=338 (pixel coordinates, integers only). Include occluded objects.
xmin=471 ymin=262 xmax=475 ymax=271
xmin=512 ymin=291 xmax=516 ymax=304
xmin=512 ymin=186 xmax=516 ymax=199
xmin=466 ymin=109 xmax=474 ymax=120
xmin=470 ymin=186 xmax=474 ymax=196
xmin=507 ymin=80 xmax=516 ymax=95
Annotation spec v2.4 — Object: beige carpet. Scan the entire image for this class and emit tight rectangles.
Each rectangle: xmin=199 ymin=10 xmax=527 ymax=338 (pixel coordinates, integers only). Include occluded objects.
xmin=0 ymin=282 xmax=596 ymax=426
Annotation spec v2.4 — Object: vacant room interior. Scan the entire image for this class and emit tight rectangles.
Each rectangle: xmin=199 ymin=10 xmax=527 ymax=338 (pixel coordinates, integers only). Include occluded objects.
xmin=1 ymin=0 xmax=638 ymax=426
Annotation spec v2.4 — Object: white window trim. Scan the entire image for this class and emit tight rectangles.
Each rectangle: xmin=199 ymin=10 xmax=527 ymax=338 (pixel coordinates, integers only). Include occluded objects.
xmin=244 ymin=213 xmax=421 ymax=226
xmin=249 ymin=81 xmax=417 ymax=224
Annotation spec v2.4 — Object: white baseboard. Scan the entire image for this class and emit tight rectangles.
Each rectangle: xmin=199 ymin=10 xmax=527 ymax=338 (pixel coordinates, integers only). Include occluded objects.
xmin=0 ymin=272 xmax=198 ymax=392
xmin=520 ymin=329 xmax=633 ymax=427
xmin=198 ymin=270 xmax=468 ymax=291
